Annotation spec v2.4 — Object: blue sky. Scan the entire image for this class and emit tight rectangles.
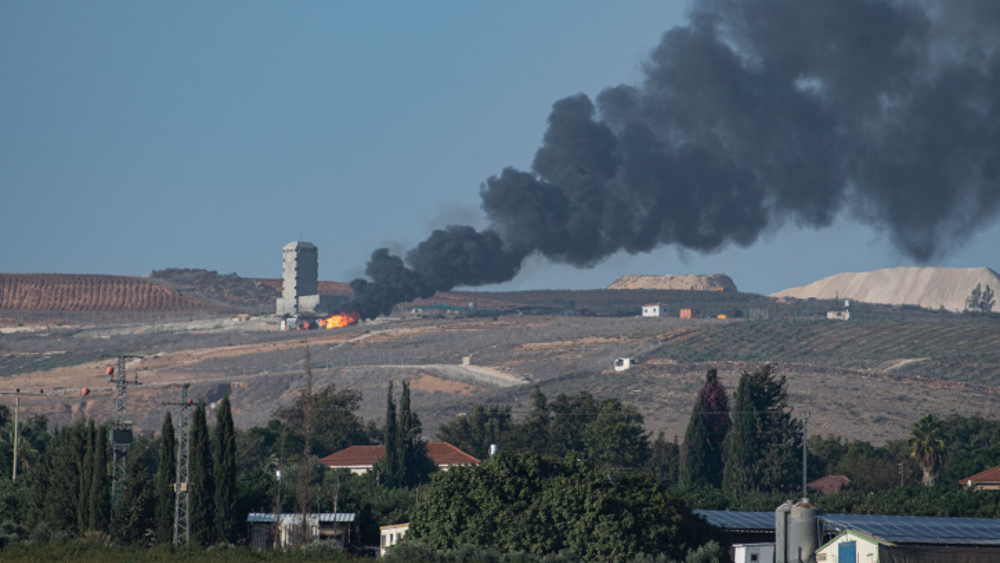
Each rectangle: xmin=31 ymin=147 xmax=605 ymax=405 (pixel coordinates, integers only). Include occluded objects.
xmin=2 ymin=2 xmax=998 ymax=296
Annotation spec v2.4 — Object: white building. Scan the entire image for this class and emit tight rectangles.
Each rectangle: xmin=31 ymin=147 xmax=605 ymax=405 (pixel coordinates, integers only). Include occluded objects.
xmin=380 ymin=523 xmax=409 ymax=556
xmin=614 ymin=358 xmax=637 ymax=372
xmin=642 ymin=303 xmax=668 ymax=317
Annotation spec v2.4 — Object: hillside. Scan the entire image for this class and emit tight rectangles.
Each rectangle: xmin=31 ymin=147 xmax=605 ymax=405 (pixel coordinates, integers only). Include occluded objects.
xmin=772 ymin=267 xmax=1000 ymax=312
xmin=1 ymin=309 xmax=997 ymax=447
xmin=0 ymin=273 xmax=211 ymax=313
xmin=607 ymin=274 xmax=738 ymax=291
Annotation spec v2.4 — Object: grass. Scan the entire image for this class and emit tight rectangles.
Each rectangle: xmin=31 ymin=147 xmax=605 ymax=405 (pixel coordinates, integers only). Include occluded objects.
xmin=0 ymin=539 xmax=352 ymax=562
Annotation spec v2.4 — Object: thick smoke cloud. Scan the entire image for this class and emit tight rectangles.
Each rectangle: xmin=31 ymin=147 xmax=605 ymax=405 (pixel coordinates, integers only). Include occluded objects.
xmin=349 ymin=0 xmax=1000 ymax=319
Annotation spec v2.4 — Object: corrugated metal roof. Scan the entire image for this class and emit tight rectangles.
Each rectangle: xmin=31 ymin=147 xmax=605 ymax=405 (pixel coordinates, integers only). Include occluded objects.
xmin=696 ymin=509 xmax=1000 ymax=546
xmin=821 ymin=513 xmax=1000 ymax=546
xmin=246 ymin=512 xmax=356 ymax=523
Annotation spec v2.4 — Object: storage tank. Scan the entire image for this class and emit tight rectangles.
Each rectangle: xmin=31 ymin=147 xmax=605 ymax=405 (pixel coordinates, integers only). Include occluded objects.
xmin=775 ymin=500 xmax=793 ymax=563
xmin=788 ymin=498 xmax=822 ymax=562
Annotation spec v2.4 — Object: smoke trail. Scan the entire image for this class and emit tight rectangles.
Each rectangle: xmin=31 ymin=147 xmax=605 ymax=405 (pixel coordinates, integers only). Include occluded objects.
xmin=349 ymin=0 xmax=1000 ymax=318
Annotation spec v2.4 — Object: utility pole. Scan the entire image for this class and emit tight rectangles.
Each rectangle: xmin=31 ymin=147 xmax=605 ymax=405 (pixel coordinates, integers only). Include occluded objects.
xmin=802 ymin=412 xmax=809 ymax=499
xmin=164 ymin=384 xmax=192 ymax=546
xmin=103 ymin=354 xmax=143 ymax=508
xmin=0 ymin=388 xmax=45 ymax=480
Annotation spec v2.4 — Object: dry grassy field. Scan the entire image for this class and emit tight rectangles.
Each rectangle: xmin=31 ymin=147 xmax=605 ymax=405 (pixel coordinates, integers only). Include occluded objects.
xmin=2 ymin=310 xmax=997 ymax=448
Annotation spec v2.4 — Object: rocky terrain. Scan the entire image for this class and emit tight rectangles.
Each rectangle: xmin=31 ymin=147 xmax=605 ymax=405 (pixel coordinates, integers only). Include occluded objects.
xmin=607 ymin=274 xmax=738 ymax=292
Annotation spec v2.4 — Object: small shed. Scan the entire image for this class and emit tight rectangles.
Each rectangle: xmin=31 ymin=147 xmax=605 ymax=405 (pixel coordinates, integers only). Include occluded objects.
xmin=679 ymin=308 xmax=700 ymax=319
xmin=246 ymin=512 xmax=355 ymax=549
xmin=614 ymin=358 xmax=637 ymax=372
xmin=380 ymin=523 xmax=410 ymax=556
xmin=642 ymin=303 xmax=668 ymax=317
xmin=733 ymin=543 xmax=775 ymax=563
xmin=827 ymin=310 xmax=850 ymax=320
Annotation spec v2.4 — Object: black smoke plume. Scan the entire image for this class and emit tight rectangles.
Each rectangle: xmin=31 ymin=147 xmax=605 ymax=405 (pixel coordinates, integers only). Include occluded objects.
xmin=349 ymin=0 xmax=1000 ymax=319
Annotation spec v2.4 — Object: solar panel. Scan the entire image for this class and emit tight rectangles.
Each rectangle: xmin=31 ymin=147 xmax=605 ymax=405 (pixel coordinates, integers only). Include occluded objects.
xmin=694 ymin=510 xmax=775 ymax=531
xmin=695 ymin=510 xmax=1000 ymax=545
xmin=820 ymin=513 xmax=1000 ymax=545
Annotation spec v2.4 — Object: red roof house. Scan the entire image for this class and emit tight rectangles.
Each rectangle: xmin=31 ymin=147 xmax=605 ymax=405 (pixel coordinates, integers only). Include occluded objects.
xmin=959 ymin=465 xmax=1000 ymax=490
xmin=807 ymin=475 xmax=851 ymax=495
xmin=318 ymin=442 xmax=480 ymax=475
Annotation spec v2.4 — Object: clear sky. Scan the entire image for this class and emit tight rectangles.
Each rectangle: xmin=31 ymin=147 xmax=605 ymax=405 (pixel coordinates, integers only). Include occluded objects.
xmin=2 ymin=2 xmax=998 ymax=296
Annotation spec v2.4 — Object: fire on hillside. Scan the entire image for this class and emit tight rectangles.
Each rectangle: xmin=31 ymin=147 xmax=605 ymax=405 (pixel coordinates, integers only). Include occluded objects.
xmin=290 ymin=311 xmax=360 ymax=330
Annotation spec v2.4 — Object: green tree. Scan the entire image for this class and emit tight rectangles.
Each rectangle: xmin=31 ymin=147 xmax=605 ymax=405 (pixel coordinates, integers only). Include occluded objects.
xmin=965 ymin=283 xmax=996 ymax=313
xmin=154 ymin=411 xmax=176 ymax=543
xmin=723 ymin=364 xmax=801 ymax=494
xmin=381 ymin=381 xmax=399 ymax=486
xmin=549 ymin=392 xmax=599 ymax=456
xmin=398 ymin=381 xmax=434 ymax=487
xmin=515 ymin=386 xmax=552 ymax=455
xmin=647 ymin=432 xmax=680 ymax=486
xmin=582 ymin=397 xmax=650 ymax=469
xmin=410 ymin=451 xmax=718 ymax=560
xmin=214 ymin=396 xmax=238 ymax=543
xmin=77 ymin=420 xmax=95 ymax=532
xmin=681 ymin=369 xmax=731 ymax=488
xmin=90 ymin=423 xmax=111 ymax=533
xmin=110 ymin=439 xmax=154 ymax=544
xmin=910 ymin=413 xmax=947 ymax=486
xmin=188 ymin=402 xmax=214 ymax=545
xmin=272 ymin=383 xmax=369 ymax=456
xmin=436 ymin=404 xmax=513 ymax=460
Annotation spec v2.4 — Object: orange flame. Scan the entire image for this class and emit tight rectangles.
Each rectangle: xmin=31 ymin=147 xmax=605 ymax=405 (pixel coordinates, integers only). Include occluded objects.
xmin=318 ymin=311 xmax=360 ymax=329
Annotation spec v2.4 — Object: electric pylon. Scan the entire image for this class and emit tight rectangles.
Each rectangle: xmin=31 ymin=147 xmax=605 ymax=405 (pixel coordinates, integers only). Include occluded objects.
xmin=164 ymin=383 xmax=192 ymax=545
xmin=103 ymin=354 xmax=143 ymax=508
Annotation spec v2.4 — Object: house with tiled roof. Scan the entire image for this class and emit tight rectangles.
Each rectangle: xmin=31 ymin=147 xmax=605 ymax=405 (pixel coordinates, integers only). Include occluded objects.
xmin=959 ymin=465 xmax=1000 ymax=490
xmin=318 ymin=442 xmax=480 ymax=475
xmin=808 ymin=475 xmax=851 ymax=495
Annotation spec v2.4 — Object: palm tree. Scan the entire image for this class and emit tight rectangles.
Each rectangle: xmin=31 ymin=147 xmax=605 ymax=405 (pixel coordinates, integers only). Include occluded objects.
xmin=910 ymin=414 xmax=947 ymax=486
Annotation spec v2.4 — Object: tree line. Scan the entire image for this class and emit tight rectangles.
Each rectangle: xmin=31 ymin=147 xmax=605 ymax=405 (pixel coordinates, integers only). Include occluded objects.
xmin=3 ymin=362 xmax=1000 ymax=557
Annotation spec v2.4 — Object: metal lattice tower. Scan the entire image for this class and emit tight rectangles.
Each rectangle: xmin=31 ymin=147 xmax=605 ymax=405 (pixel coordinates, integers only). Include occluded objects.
xmin=164 ymin=383 xmax=192 ymax=545
xmin=103 ymin=354 xmax=142 ymax=508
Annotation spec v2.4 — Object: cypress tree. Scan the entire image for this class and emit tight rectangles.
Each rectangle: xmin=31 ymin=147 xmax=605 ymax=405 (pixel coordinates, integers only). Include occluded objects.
xmin=189 ymin=402 xmax=215 ymax=545
xmin=90 ymin=424 xmax=111 ymax=532
xmin=722 ymin=364 xmax=800 ymax=494
xmin=680 ymin=369 xmax=731 ymax=488
xmin=111 ymin=442 xmax=154 ymax=544
xmin=382 ymin=381 xmax=399 ymax=486
xmin=398 ymin=380 xmax=433 ymax=486
xmin=213 ymin=396 xmax=238 ymax=543
xmin=77 ymin=420 xmax=95 ymax=531
xmin=154 ymin=411 xmax=176 ymax=543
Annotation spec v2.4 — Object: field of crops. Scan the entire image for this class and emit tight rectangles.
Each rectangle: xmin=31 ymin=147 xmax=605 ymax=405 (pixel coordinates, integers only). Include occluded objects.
xmin=0 ymin=274 xmax=210 ymax=312
xmin=654 ymin=317 xmax=1000 ymax=384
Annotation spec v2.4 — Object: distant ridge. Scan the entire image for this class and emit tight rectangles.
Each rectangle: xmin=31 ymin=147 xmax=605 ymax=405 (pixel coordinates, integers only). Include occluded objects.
xmin=771 ymin=267 xmax=1000 ymax=312
xmin=607 ymin=274 xmax=738 ymax=292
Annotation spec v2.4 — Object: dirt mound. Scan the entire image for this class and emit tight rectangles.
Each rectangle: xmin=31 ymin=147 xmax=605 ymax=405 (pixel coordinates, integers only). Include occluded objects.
xmin=771 ymin=267 xmax=1000 ymax=312
xmin=607 ymin=274 xmax=738 ymax=292
xmin=0 ymin=273 xmax=212 ymax=312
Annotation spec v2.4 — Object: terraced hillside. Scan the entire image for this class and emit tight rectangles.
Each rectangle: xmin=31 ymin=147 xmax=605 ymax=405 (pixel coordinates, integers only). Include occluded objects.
xmin=0 ymin=273 xmax=210 ymax=312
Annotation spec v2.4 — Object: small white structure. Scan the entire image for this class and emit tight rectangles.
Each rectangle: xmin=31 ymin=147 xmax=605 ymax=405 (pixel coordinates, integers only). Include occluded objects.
xmin=380 ymin=523 xmax=409 ymax=556
xmin=827 ymin=310 xmax=850 ymax=321
xmin=734 ymin=543 xmax=775 ymax=563
xmin=614 ymin=358 xmax=637 ymax=372
xmin=642 ymin=303 xmax=668 ymax=317
xmin=814 ymin=530 xmax=879 ymax=562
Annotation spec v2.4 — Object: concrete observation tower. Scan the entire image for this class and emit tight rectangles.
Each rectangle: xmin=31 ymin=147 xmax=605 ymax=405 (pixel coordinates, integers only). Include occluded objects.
xmin=275 ymin=241 xmax=344 ymax=316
